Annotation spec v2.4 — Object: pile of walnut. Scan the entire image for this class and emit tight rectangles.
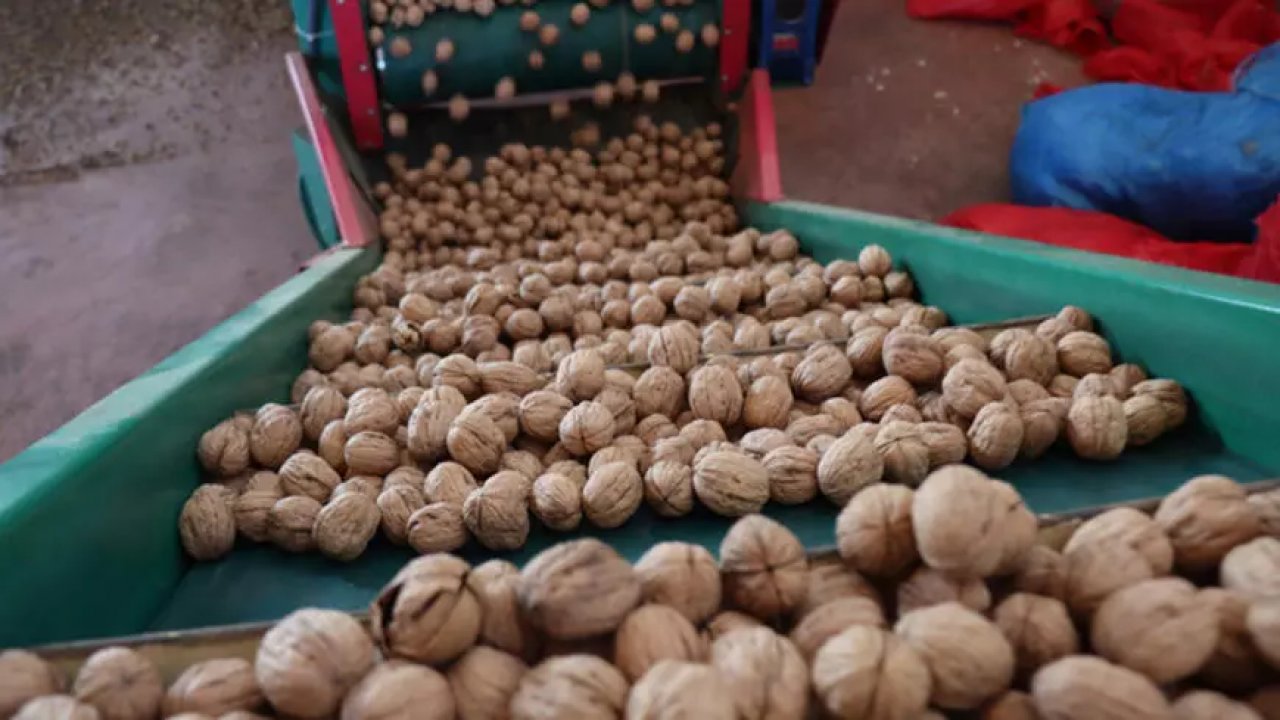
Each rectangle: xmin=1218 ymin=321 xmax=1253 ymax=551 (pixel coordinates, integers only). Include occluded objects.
xmin=181 ymin=119 xmax=1190 ymax=562
xmin=15 ymin=467 xmax=1280 ymax=720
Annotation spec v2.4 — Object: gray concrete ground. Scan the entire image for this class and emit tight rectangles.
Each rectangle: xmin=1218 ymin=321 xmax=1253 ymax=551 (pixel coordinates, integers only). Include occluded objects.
xmin=0 ymin=0 xmax=1080 ymax=462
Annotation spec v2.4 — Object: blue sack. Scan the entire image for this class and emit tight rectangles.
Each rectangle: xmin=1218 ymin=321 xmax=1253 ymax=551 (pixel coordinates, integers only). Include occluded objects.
xmin=1010 ymin=43 xmax=1280 ymax=242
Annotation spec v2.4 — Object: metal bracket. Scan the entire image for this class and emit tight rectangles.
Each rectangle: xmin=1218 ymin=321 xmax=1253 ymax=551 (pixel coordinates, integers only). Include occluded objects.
xmin=329 ymin=0 xmax=384 ymax=150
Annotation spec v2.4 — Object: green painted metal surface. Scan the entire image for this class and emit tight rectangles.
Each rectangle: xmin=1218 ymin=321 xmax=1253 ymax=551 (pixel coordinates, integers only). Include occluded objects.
xmin=376 ymin=2 xmax=720 ymax=106
xmin=3 ymin=199 xmax=1280 ymax=647
xmin=292 ymin=131 xmax=341 ymax=249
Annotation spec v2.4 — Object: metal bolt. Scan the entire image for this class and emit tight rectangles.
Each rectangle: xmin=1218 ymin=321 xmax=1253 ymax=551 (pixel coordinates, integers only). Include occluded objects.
xmin=367 ymin=108 xmax=376 ymax=115
xmin=359 ymin=63 xmax=369 ymax=72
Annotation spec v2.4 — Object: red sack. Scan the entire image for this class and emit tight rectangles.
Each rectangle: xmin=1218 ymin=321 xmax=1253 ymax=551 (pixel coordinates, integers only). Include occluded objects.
xmin=905 ymin=0 xmax=1037 ymax=21
xmin=941 ymin=203 xmax=1272 ymax=278
xmin=1111 ymin=0 xmax=1207 ymax=52
xmin=1084 ymin=47 xmax=1180 ymax=87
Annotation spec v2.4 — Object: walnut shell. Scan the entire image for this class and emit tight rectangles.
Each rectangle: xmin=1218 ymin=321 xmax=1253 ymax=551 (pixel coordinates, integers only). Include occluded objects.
xmin=462 ymin=473 xmax=530 ymax=551
xmin=918 ymin=421 xmax=968 ymax=467
xmin=876 ymin=421 xmax=931 ymax=485
xmin=1002 ymin=332 xmax=1058 ymax=385
xmin=434 ymin=354 xmax=482 ymax=399
xmin=762 ymin=445 xmax=819 ymax=505
xmin=1172 ymin=690 xmax=1263 ymax=720
xmin=648 ymin=324 xmax=700 ymax=375
xmin=1031 ymin=656 xmax=1170 ymax=720
xmin=340 ymin=661 xmax=453 ymax=720
xmin=447 ymin=411 xmax=506 ymax=474
xmin=406 ymin=501 xmax=468 ymax=554
xmin=1019 ymin=397 xmax=1067 ymax=459
xmin=897 ymin=566 xmax=991 ymax=616
xmin=632 ymin=367 xmax=685 ymax=420
xmin=743 ymin=375 xmax=793 ymax=429
xmin=344 ymin=388 xmax=399 ymax=435
xmin=407 ymin=387 xmax=466 ymax=461
xmin=883 ymin=331 xmax=943 ymax=386
xmin=625 ymin=661 xmax=735 ymax=720
xmin=254 ymin=609 xmax=375 ymax=719
xmin=816 ymin=430 xmax=883 ymax=505
xmin=896 ymin=602 xmax=1015 ymax=710
xmin=1064 ymin=507 xmax=1173 ymax=575
xmin=447 ymin=647 xmax=526 ymax=720
xmin=268 ymin=495 xmax=321 ymax=552
xmin=1199 ymin=588 xmax=1269 ymax=693
xmin=847 ymin=325 xmax=889 ymax=378
xmin=583 ymin=461 xmax=643 ymax=528
xmin=278 ymin=451 xmax=341 ymax=502
xmin=709 ymin=627 xmax=809 ymax=720
xmin=634 ymin=542 xmax=721 ymax=624
xmin=790 ymin=596 xmax=886 ymax=661
xmin=687 ymin=365 xmax=744 ymax=426
xmin=509 ymin=655 xmax=628 ymax=720
xmin=1013 ymin=545 xmax=1068 ymax=601
xmin=559 ymin=401 xmax=616 ymax=456
xmin=0 ymin=650 xmax=62 ymax=718
xmin=479 ymin=361 xmax=545 ymax=397
xmin=643 ymin=461 xmax=694 ymax=517
xmin=613 ymin=604 xmax=703 ymax=681
xmin=555 ymin=349 xmax=606 ymax=402
xmin=1248 ymin=599 xmax=1280 ymax=672
xmin=180 ymin=484 xmax=236 ymax=561
xmin=720 ymin=514 xmax=809 ymax=620
xmin=312 ymin=492 xmax=380 ymax=561
xmin=913 ymin=465 xmax=1009 ymax=579
xmin=371 ymin=554 xmax=482 ymax=665
xmin=791 ymin=344 xmax=853 ymax=403
xmin=13 ymin=696 xmax=99 ymax=720
xmin=1155 ymin=474 xmax=1260 ymax=572
xmin=859 ymin=375 xmax=917 ymax=421
xmin=467 ymin=560 xmax=540 ymax=659
xmin=249 ymin=404 xmax=303 ymax=470
xmin=942 ymin=359 xmax=1008 ymax=419
xmin=1063 ymin=541 xmax=1154 ymax=617
xmin=1249 ymin=489 xmax=1280 ymax=538
xmin=992 ymin=593 xmax=1079 ymax=679
xmin=161 ymin=659 xmax=260 ymax=717
xmin=1222 ymin=537 xmax=1280 ymax=600
xmin=967 ymin=402 xmax=1024 ymax=470
xmin=518 ymin=538 xmax=641 ymax=640
xmin=693 ymin=451 xmax=769 ymax=516
xmin=811 ymin=626 xmax=930 ymax=720
xmin=1124 ymin=394 xmax=1167 ymax=446
xmin=1131 ymin=378 xmax=1187 ymax=428
xmin=424 ymin=461 xmax=478 ymax=506
xmin=198 ymin=419 xmax=251 ymax=477
xmin=531 ymin=472 xmax=582 ymax=531
xmin=1057 ymin=331 xmax=1113 ymax=376
xmin=1066 ymin=395 xmax=1127 ymax=460
xmin=344 ymin=431 xmax=400 ymax=476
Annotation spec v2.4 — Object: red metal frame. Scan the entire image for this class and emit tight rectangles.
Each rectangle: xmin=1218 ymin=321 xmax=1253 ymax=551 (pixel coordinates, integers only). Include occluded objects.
xmin=719 ymin=0 xmax=751 ymax=95
xmin=287 ymin=52 xmax=380 ymax=248
xmin=330 ymin=0 xmax=384 ymax=150
xmin=731 ymin=69 xmax=784 ymax=202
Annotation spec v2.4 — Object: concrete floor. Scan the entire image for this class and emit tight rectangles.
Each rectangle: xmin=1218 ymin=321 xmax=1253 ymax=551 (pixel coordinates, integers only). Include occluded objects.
xmin=0 ymin=0 xmax=1081 ymax=461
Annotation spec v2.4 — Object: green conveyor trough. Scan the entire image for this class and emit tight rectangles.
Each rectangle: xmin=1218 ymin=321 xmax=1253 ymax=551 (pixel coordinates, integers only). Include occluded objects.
xmin=2 ymin=0 xmax=1280 ymax=651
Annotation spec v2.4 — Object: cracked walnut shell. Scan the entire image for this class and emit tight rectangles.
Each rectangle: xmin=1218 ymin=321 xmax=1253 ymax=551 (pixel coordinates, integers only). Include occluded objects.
xmin=371 ymin=554 xmax=482 ymax=665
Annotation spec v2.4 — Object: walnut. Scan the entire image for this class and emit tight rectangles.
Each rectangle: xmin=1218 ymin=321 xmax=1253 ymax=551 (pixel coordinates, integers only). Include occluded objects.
xmin=1066 ymin=395 xmax=1126 ymax=460
xmin=613 ymin=605 xmax=703 ymax=681
xmin=883 ymin=332 xmax=943 ymax=386
xmin=1172 ymin=690 xmax=1262 ymax=720
xmin=1031 ymin=656 xmax=1170 ymax=720
xmin=1199 ymin=588 xmax=1269 ymax=693
xmin=254 ymin=609 xmax=374 ymax=719
xmin=512 ymin=391 xmax=569 ymax=444
xmin=1155 ymin=474 xmax=1260 ymax=572
xmin=583 ymin=461 xmax=643 ymax=528
xmin=719 ymin=514 xmax=808 ymax=620
xmin=1063 ymin=541 xmax=1155 ymax=617
xmin=249 ymin=404 xmax=302 ymax=469
xmin=198 ymin=418 xmax=251 ymax=477
xmin=559 ymin=401 xmax=616 ymax=456
xmin=790 ymin=344 xmax=853 ymax=403
xmin=1019 ymin=397 xmax=1067 ymax=459
xmin=467 ymin=560 xmax=540 ymax=659
xmin=509 ymin=655 xmax=628 ymax=720
xmin=816 ymin=430 xmax=883 ymax=505
xmin=1122 ymin=394 xmax=1167 ymax=446
xmin=896 ymin=602 xmax=1014 ymax=710
xmin=1131 ymin=378 xmax=1188 ymax=428
xmin=1074 ymin=372 xmax=1118 ymax=399
xmin=812 ymin=626 xmax=930 ymax=720
xmin=530 ymin=472 xmax=582 ymax=531
xmin=875 ymin=421 xmax=931 ymax=485
xmin=1090 ymin=578 xmax=1218 ymax=683
xmin=1064 ymin=507 xmax=1173 ymax=575
xmin=648 ymin=324 xmax=700 ymax=374
xmin=479 ymin=361 xmax=545 ymax=397
xmin=991 ymin=593 xmax=1079 ymax=680
xmin=180 ymin=484 xmax=236 ymax=561
xmin=634 ymin=542 xmax=721 ymax=624
xmin=555 ymin=349 xmax=606 ymax=402
xmin=462 ymin=472 xmax=530 ymax=550
xmin=743 ymin=375 xmax=793 ymax=429
xmin=313 ymin=492 xmax=380 ymax=561
xmin=268 ymin=495 xmax=321 ymax=552
xmin=709 ymin=627 xmax=809 ymax=720
xmin=791 ymin=596 xmax=885 ymax=660
xmin=340 ymin=661 xmax=453 ymax=720
xmin=857 ymin=244 xmax=892 ymax=276
xmin=740 ymin=428 xmax=793 ymax=458
xmin=968 ymin=402 xmax=1024 ymax=470
xmin=918 ymin=421 xmax=968 ymax=467
xmin=1222 ymin=537 xmax=1280 ymax=600
xmin=0 ymin=651 xmax=62 ymax=718
xmin=760 ymin=445 xmax=819 ymax=505
xmin=687 ymin=365 xmax=743 ymax=426
xmin=942 ymin=359 xmax=1007 ymax=419
xmin=626 ymin=661 xmax=734 ymax=720
xmin=634 ymin=414 xmax=678 ymax=446
xmin=859 ymin=375 xmax=917 ymax=421
xmin=406 ymin=502 xmax=467 ymax=554
xmin=1248 ymin=599 xmax=1280 ymax=673
xmin=309 ymin=325 xmax=355 ymax=371
xmin=898 ymin=566 xmax=991 ymax=615
xmin=1002 ymin=332 xmax=1058 ymax=385
xmin=1249 ymin=489 xmax=1280 ymax=537
xmin=434 ymin=354 xmax=482 ymax=398
xmin=371 ymin=554 xmax=481 ymax=665
xmin=913 ymin=465 xmax=1011 ymax=579
xmin=787 ymin=414 xmax=845 ymax=447
xmin=846 ymin=325 xmax=888 ymax=379
xmin=12 ymin=696 xmax=99 ymax=720
xmin=278 ymin=452 xmax=340 ymax=502
xmin=643 ymin=461 xmax=694 ymax=517
xmin=447 ymin=647 xmax=527 ymax=720
xmin=424 ymin=462 xmax=478 ymax=506
xmin=160 ymin=658 xmax=260 ymax=717
xmin=518 ymin=538 xmax=641 ymax=640
xmin=1057 ymin=331 xmax=1113 ymax=376
xmin=466 ymin=392 xmax=521 ymax=444
xmin=446 ymin=411 xmax=505 ymax=474
xmin=345 ymin=388 xmax=400 ymax=435
xmin=693 ymin=451 xmax=769 ymax=516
